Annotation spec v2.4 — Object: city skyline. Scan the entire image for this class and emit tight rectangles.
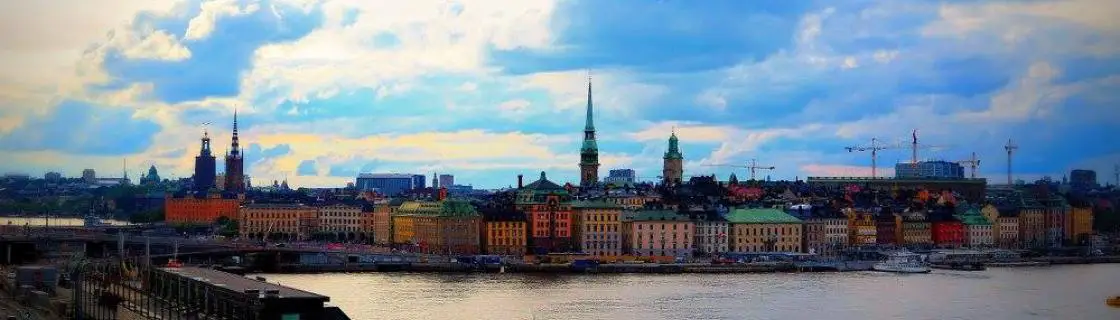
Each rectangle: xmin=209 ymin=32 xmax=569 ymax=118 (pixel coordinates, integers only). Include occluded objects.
xmin=1 ymin=0 xmax=1118 ymax=189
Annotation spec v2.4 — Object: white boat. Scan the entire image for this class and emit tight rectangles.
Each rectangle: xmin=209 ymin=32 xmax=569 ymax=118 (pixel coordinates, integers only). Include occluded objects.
xmin=873 ymin=252 xmax=931 ymax=274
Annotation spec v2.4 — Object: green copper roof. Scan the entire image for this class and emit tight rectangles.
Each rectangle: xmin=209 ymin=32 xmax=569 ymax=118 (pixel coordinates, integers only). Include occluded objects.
xmin=663 ymin=132 xmax=682 ymax=160
xmin=572 ymin=200 xmax=622 ymax=209
xmin=726 ymin=208 xmax=802 ymax=224
xmin=395 ymin=199 xmax=479 ymax=218
xmin=956 ymin=207 xmax=991 ymax=225
xmin=584 ymin=79 xmax=594 ymax=131
xmin=623 ymin=210 xmax=688 ymax=222
xmin=581 ymin=139 xmax=598 ymax=153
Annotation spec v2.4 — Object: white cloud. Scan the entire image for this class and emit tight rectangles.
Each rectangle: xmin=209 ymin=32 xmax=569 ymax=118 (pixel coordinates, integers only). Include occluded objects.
xmin=514 ymin=69 xmax=669 ymax=119
xmin=119 ymin=30 xmax=192 ymax=61
xmin=841 ymin=56 xmax=859 ymax=69
xmin=497 ymin=99 xmax=531 ymax=120
xmin=872 ymin=50 xmax=898 ymax=63
xmin=184 ymin=0 xmax=261 ymax=41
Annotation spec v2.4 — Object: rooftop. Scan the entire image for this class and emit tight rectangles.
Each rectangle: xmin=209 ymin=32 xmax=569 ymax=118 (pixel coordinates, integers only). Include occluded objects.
xmin=161 ymin=266 xmax=328 ymax=301
xmin=396 ymin=199 xmax=479 ymax=217
xmin=571 ymin=200 xmax=623 ymax=209
xmin=726 ymin=208 xmax=802 ymax=224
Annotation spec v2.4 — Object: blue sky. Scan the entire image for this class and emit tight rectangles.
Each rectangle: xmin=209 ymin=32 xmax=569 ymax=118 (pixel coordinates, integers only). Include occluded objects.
xmin=1 ymin=0 xmax=1118 ymax=188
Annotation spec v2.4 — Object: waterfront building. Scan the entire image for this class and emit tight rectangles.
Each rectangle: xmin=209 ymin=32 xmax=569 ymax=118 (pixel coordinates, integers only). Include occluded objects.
xmin=368 ymin=204 xmax=393 ymax=244
xmin=355 ymin=173 xmax=425 ymax=196
xmin=516 ymin=172 xmax=574 ymax=254
xmin=392 ymin=198 xmax=481 ymax=255
xmin=481 ymin=208 xmax=528 ymax=256
xmin=691 ymin=211 xmax=729 ymax=256
xmin=805 ymin=216 xmax=849 ymax=256
xmin=1043 ymin=200 xmax=1067 ymax=247
xmin=845 ymin=209 xmax=877 ymax=246
xmin=579 ymin=78 xmax=600 ymax=187
xmin=662 ymin=131 xmax=684 ymax=185
xmin=224 ymin=111 xmax=246 ymax=194
xmin=899 ymin=212 xmax=933 ymax=246
xmin=1018 ymin=206 xmax=1047 ymax=248
xmin=875 ymin=213 xmax=901 ymax=245
xmin=807 ymin=176 xmax=987 ymax=203
xmin=239 ymin=204 xmax=318 ymax=241
xmin=931 ymin=219 xmax=965 ymax=248
xmin=317 ymin=205 xmax=362 ymax=239
xmin=727 ymin=208 xmax=803 ymax=253
xmin=623 ymin=210 xmax=694 ymax=258
xmin=605 ymin=169 xmax=636 ymax=185
xmin=164 ymin=194 xmax=239 ymax=224
xmin=995 ymin=208 xmax=1020 ymax=249
xmin=193 ymin=129 xmax=217 ymax=193
xmin=894 ymin=160 xmax=965 ymax=179
xmin=958 ymin=208 xmax=994 ymax=248
xmin=1065 ymin=206 xmax=1094 ymax=244
xmin=572 ymin=200 xmax=623 ymax=259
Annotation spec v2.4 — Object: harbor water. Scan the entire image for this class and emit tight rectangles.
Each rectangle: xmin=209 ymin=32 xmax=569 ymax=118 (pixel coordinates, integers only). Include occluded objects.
xmin=261 ymin=264 xmax=1120 ymax=320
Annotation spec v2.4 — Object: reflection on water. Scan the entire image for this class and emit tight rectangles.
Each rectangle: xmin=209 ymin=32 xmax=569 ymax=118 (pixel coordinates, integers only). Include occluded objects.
xmin=261 ymin=264 xmax=1120 ymax=320
xmin=0 ymin=217 xmax=133 ymax=226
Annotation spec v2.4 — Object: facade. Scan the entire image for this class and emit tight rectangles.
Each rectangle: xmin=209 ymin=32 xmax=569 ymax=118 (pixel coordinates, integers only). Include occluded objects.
xmin=572 ymin=201 xmax=623 ymax=258
xmin=164 ymin=194 xmax=239 ymax=224
xmin=958 ymin=209 xmax=994 ymax=248
xmin=317 ymin=205 xmax=362 ymax=237
xmin=1069 ymin=169 xmax=1097 ymax=190
xmin=1018 ymin=207 xmax=1047 ymax=248
xmin=1064 ymin=206 xmax=1094 ymax=244
xmin=692 ymin=213 xmax=729 ymax=256
xmin=605 ymin=195 xmax=659 ymax=210
xmin=803 ymin=219 xmax=825 ymax=255
xmin=239 ymin=204 xmax=318 ymax=240
xmin=807 ymin=177 xmax=987 ymax=203
xmin=875 ymin=214 xmax=901 ymax=245
xmin=516 ymin=172 xmax=574 ymax=254
xmin=846 ymin=209 xmax=877 ymax=246
xmin=481 ymin=208 xmax=527 ymax=256
xmin=579 ymin=79 xmax=600 ymax=186
xmin=369 ymin=205 xmax=393 ymax=244
xmin=931 ymin=220 xmax=965 ymax=248
xmin=223 ymin=112 xmax=245 ymax=194
xmin=1044 ymin=205 xmax=1067 ymax=247
xmin=894 ymin=160 xmax=965 ymax=179
xmin=662 ymin=132 xmax=684 ymax=185
xmin=438 ymin=174 xmax=454 ymax=189
xmin=727 ymin=208 xmax=803 ymax=253
xmin=623 ymin=210 xmax=694 ymax=257
xmin=355 ymin=173 xmax=423 ymax=196
xmin=392 ymin=200 xmax=481 ymax=255
xmin=605 ymin=169 xmax=636 ymax=185
xmin=193 ymin=131 xmax=217 ymax=193
xmin=996 ymin=215 xmax=1020 ymax=248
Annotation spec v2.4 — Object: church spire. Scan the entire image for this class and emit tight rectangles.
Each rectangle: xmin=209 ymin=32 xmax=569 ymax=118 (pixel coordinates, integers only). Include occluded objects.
xmin=584 ymin=72 xmax=594 ymax=132
xmin=230 ymin=109 xmax=241 ymax=157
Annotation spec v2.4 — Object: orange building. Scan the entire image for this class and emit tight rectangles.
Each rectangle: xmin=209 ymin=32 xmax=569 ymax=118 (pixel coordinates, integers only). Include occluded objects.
xmin=367 ymin=204 xmax=393 ymax=244
xmin=239 ymin=204 xmax=319 ymax=241
xmin=164 ymin=194 xmax=240 ymax=224
xmin=481 ymin=208 xmax=528 ymax=256
xmin=1064 ymin=206 xmax=1094 ymax=244
xmin=516 ymin=172 xmax=574 ymax=254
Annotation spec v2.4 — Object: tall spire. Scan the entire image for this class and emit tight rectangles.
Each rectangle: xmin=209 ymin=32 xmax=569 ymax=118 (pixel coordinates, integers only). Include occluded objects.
xmin=579 ymin=70 xmax=600 ymax=186
xmin=585 ymin=71 xmax=594 ymax=132
xmin=230 ymin=109 xmax=241 ymax=157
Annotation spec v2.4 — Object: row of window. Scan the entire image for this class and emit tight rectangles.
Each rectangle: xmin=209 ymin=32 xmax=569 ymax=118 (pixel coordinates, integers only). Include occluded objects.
xmin=636 ymin=223 xmax=690 ymax=230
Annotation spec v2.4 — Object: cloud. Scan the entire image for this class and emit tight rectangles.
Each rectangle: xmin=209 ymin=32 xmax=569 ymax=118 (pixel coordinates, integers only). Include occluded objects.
xmin=184 ymin=0 xmax=261 ymax=41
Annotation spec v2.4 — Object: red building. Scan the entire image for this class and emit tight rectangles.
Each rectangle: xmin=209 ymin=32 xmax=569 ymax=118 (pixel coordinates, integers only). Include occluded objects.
xmin=931 ymin=220 xmax=965 ymax=248
xmin=165 ymin=194 xmax=240 ymax=224
xmin=875 ymin=214 xmax=900 ymax=245
xmin=515 ymin=172 xmax=573 ymax=254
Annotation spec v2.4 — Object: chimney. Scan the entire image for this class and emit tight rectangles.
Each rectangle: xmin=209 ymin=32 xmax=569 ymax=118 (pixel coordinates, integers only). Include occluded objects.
xmin=517 ymin=174 xmax=524 ymax=189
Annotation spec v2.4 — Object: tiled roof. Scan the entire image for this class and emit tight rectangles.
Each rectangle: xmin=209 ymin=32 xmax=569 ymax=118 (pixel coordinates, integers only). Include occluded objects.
xmin=726 ymin=208 xmax=802 ymax=224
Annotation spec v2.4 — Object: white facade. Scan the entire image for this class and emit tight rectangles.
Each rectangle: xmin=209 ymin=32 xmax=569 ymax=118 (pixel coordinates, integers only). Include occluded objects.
xmin=693 ymin=220 xmax=729 ymax=255
xmin=318 ymin=205 xmax=363 ymax=233
xmin=966 ymin=224 xmax=994 ymax=248
xmin=824 ymin=218 xmax=849 ymax=247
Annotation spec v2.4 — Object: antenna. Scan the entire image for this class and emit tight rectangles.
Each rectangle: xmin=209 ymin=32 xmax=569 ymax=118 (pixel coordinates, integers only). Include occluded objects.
xmin=1004 ymin=139 xmax=1019 ymax=185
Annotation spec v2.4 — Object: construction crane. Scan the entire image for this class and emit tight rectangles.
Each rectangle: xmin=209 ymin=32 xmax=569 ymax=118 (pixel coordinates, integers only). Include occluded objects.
xmin=957 ymin=152 xmax=981 ymax=179
xmin=906 ymin=129 xmax=951 ymax=169
xmin=1004 ymin=139 xmax=1018 ymax=185
xmin=844 ymin=138 xmax=900 ymax=178
xmin=703 ymin=159 xmax=775 ymax=181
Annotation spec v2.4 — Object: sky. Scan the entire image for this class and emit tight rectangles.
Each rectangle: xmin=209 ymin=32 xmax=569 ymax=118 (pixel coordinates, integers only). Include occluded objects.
xmin=0 ymin=0 xmax=1118 ymax=189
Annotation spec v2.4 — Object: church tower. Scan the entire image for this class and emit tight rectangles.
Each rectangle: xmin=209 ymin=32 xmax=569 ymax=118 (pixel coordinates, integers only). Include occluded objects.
xmin=662 ymin=130 xmax=683 ymax=185
xmin=579 ymin=74 xmax=600 ymax=186
xmin=194 ymin=127 xmax=217 ymax=194
xmin=224 ymin=110 xmax=246 ymax=194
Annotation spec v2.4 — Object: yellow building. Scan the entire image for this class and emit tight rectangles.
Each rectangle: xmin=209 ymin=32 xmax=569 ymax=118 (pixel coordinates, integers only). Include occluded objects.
xmin=392 ymin=200 xmax=481 ymax=255
xmin=572 ymin=200 xmax=623 ymax=258
xmin=317 ymin=204 xmax=363 ymax=239
xmin=846 ymin=208 xmax=877 ymax=245
xmin=727 ymin=208 xmax=802 ymax=253
xmin=481 ymin=209 xmax=527 ymax=256
xmin=1064 ymin=206 xmax=1094 ymax=243
xmin=239 ymin=204 xmax=318 ymax=241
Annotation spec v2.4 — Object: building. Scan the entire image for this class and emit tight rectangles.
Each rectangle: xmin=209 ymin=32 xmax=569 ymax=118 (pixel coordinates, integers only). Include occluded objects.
xmin=995 ymin=208 xmax=1020 ymax=249
xmin=82 ymin=169 xmax=96 ymax=183
xmin=579 ymin=79 xmax=600 ymax=186
xmin=894 ymin=160 xmax=965 ymax=179
xmin=931 ymin=219 xmax=965 ymax=248
xmin=1069 ymin=169 xmax=1097 ymax=190
xmin=193 ymin=130 xmax=217 ymax=194
xmin=239 ymin=204 xmax=318 ymax=241
xmin=224 ymin=111 xmax=246 ymax=194
xmin=1018 ymin=207 xmax=1047 ymax=248
xmin=1065 ymin=206 xmax=1094 ymax=244
xmin=623 ymin=210 xmax=694 ymax=258
xmin=875 ymin=213 xmax=901 ymax=245
xmin=691 ymin=211 xmax=729 ymax=256
xmin=44 ymin=172 xmax=62 ymax=182
xmin=516 ymin=172 xmax=574 ymax=254
xmin=846 ymin=209 xmax=877 ymax=246
xmin=958 ymin=208 xmax=994 ymax=248
xmin=438 ymin=174 xmax=454 ymax=189
xmin=572 ymin=200 xmax=623 ymax=259
xmin=355 ymin=173 xmax=424 ymax=196
xmin=367 ymin=204 xmax=393 ymax=244
xmin=604 ymin=169 xmax=636 ymax=185
xmin=1044 ymin=202 xmax=1067 ymax=247
xmin=807 ymin=177 xmax=987 ymax=203
xmin=662 ymin=132 xmax=684 ymax=185
xmin=898 ymin=211 xmax=932 ymax=247
xmin=605 ymin=194 xmax=660 ymax=210
xmin=392 ymin=199 xmax=480 ymax=255
xmin=140 ymin=166 xmax=161 ymax=185
xmin=727 ymin=208 xmax=803 ymax=253
xmin=481 ymin=208 xmax=528 ymax=256
xmin=164 ymin=194 xmax=240 ymax=224
xmin=317 ymin=205 xmax=362 ymax=239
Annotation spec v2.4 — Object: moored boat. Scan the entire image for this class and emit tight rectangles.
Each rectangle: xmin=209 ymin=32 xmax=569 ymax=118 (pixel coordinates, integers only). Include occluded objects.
xmin=872 ymin=252 xmax=931 ymax=274
xmin=1107 ymin=296 xmax=1120 ymax=308
xmin=930 ymin=263 xmax=986 ymax=271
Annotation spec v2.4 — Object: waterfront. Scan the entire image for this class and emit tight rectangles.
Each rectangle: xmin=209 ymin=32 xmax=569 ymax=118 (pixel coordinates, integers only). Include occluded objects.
xmin=261 ymin=264 xmax=1120 ymax=320
xmin=0 ymin=217 xmax=133 ymax=226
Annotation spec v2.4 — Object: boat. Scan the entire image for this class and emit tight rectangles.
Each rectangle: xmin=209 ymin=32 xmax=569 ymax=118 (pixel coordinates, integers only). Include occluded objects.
xmin=931 ymin=263 xmax=986 ymax=271
xmin=872 ymin=252 xmax=931 ymax=274
xmin=1107 ymin=296 xmax=1120 ymax=308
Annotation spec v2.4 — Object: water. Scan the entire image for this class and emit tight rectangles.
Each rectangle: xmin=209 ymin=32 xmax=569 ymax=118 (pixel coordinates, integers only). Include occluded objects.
xmin=0 ymin=217 xmax=133 ymax=226
xmin=261 ymin=265 xmax=1120 ymax=320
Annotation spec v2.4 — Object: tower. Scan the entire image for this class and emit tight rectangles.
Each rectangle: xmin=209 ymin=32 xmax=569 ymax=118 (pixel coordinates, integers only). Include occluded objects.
xmin=662 ymin=129 xmax=683 ymax=185
xmin=224 ymin=110 xmax=245 ymax=194
xmin=579 ymin=73 xmax=600 ymax=186
xmin=194 ymin=124 xmax=217 ymax=193
xmin=1004 ymin=139 xmax=1018 ymax=185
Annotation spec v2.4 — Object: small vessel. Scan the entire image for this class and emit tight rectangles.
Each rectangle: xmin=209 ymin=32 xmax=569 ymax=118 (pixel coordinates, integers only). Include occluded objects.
xmin=873 ymin=252 xmax=931 ymax=274
xmin=1107 ymin=296 xmax=1120 ymax=308
xmin=931 ymin=263 xmax=986 ymax=271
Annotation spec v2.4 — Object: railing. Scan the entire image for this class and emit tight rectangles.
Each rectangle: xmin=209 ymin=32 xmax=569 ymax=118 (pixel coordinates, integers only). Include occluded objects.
xmin=71 ymin=258 xmax=263 ymax=319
